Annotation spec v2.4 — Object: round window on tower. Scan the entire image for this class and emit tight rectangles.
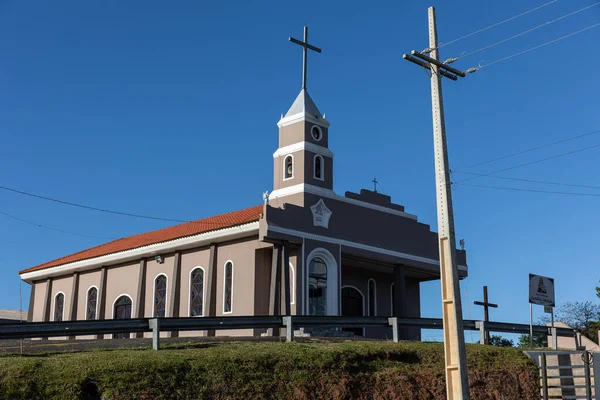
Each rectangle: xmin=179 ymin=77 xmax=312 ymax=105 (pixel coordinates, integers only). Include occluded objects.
xmin=311 ymin=126 xmax=322 ymax=141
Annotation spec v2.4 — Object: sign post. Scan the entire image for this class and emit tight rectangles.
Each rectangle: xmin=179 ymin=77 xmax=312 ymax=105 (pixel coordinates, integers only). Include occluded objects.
xmin=528 ymin=274 xmax=555 ymax=348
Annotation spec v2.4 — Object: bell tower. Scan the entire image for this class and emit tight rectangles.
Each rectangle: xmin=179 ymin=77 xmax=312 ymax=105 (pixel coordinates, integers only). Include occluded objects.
xmin=269 ymin=26 xmax=334 ymax=207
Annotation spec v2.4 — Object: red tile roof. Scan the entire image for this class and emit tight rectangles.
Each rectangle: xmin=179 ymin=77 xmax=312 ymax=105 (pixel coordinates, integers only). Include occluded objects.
xmin=19 ymin=205 xmax=263 ymax=275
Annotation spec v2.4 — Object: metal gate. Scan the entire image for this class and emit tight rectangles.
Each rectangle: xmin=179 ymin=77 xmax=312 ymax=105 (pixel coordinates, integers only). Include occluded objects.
xmin=539 ymin=351 xmax=596 ymax=400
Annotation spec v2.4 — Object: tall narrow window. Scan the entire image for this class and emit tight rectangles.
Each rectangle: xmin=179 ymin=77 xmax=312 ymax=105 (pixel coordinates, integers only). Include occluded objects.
xmin=308 ymin=257 xmax=327 ymax=315
xmin=290 ymin=264 xmax=295 ymax=305
xmin=284 ymin=155 xmax=293 ymax=179
xmin=314 ymin=155 xmax=323 ymax=180
xmin=190 ymin=267 xmax=205 ymax=317
xmin=86 ymin=287 xmax=98 ymax=320
xmin=368 ymin=279 xmax=377 ymax=316
xmin=54 ymin=293 xmax=64 ymax=321
xmin=113 ymin=295 xmax=132 ymax=339
xmin=154 ymin=274 xmax=167 ymax=317
xmin=223 ymin=261 xmax=234 ymax=313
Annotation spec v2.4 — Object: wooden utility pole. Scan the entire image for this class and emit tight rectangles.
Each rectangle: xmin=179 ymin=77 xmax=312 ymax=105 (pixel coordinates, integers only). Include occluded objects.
xmin=403 ymin=6 xmax=474 ymax=400
xmin=474 ymin=286 xmax=498 ymax=345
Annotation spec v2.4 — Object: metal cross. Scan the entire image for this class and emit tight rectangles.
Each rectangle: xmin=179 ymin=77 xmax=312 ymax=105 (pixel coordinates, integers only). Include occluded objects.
xmin=473 ymin=286 xmax=498 ymax=345
xmin=372 ymin=178 xmax=378 ymax=192
xmin=289 ymin=26 xmax=322 ymax=90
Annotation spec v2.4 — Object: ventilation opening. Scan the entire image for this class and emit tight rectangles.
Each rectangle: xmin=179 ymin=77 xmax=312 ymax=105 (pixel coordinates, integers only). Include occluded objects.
xmin=80 ymin=379 xmax=101 ymax=400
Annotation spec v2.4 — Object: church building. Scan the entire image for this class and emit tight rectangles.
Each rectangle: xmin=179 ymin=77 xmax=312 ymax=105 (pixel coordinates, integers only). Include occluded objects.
xmin=18 ymin=28 xmax=468 ymax=340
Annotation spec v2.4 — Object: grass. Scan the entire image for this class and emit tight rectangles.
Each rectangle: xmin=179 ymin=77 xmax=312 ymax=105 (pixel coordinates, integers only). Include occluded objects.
xmin=0 ymin=340 xmax=540 ymax=399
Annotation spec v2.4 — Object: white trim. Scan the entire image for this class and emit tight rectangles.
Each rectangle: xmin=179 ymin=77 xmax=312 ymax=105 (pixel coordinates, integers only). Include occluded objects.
xmin=188 ymin=266 xmax=206 ymax=317
xmin=222 ymin=260 xmax=234 ymax=314
xmin=152 ymin=273 xmax=168 ymax=318
xmin=341 ymin=285 xmax=365 ymax=336
xmin=306 ymin=248 xmax=339 ymax=316
xmin=283 ymin=154 xmax=294 ymax=181
xmin=313 ymin=154 xmax=324 ymax=181
xmin=367 ymin=279 xmax=377 ymax=316
xmin=273 ymin=141 xmax=333 ymax=159
xmin=390 ymin=282 xmax=395 ymax=315
xmin=268 ymin=225 xmax=468 ymax=272
xmin=111 ymin=293 xmax=134 ymax=339
xmin=269 ymin=183 xmax=418 ymax=221
xmin=289 ymin=263 xmax=295 ymax=305
xmin=277 ymin=112 xmax=330 ymax=128
xmin=310 ymin=125 xmax=323 ymax=142
xmin=85 ymin=285 xmax=99 ymax=321
xmin=20 ymin=222 xmax=259 ymax=282
xmin=52 ymin=291 xmax=65 ymax=322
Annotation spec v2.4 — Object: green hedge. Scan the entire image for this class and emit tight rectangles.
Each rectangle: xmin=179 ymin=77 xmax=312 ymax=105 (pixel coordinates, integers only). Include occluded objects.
xmin=0 ymin=341 xmax=540 ymax=399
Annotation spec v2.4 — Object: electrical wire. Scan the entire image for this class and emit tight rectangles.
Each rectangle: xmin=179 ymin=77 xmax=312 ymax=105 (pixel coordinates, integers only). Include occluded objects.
xmin=457 ymin=1 xmax=600 ymax=60
xmin=0 ymin=185 xmax=237 ymax=225
xmin=434 ymin=0 xmax=559 ymax=50
xmin=457 ymin=128 xmax=600 ymax=170
xmin=0 ymin=210 xmax=116 ymax=240
xmin=454 ymin=171 xmax=600 ymax=190
xmin=479 ymin=22 xmax=600 ymax=69
xmin=456 ymin=182 xmax=600 ymax=197
xmin=455 ymin=141 xmax=600 ymax=184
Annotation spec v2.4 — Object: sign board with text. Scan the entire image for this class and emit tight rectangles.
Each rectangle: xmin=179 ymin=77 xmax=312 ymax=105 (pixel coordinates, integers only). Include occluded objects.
xmin=529 ymin=274 xmax=555 ymax=307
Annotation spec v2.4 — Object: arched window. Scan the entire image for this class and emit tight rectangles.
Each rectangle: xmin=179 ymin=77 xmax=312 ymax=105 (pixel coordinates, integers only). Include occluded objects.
xmin=190 ymin=267 xmax=205 ymax=317
xmin=284 ymin=155 xmax=293 ymax=180
xmin=341 ymin=286 xmax=364 ymax=336
xmin=53 ymin=292 xmax=65 ymax=321
xmin=314 ymin=155 xmax=324 ymax=180
xmin=86 ymin=287 xmax=98 ymax=320
xmin=223 ymin=261 xmax=234 ymax=313
xmin=390 ymin=283 xmax=395 ymax=316
xmin=308 ymin=257 xmax=327 ymax=315
xmin=154 ymin=274 xmax=168 ymax=318
xmin=368 ymin=279 xmax=377 ymax=316
xmin=113 ymin=295 xmax=132 ymax=339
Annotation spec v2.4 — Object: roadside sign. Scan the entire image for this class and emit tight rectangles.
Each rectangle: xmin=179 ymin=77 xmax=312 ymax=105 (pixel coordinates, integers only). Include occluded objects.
xmin=544 ymin=305 xmax=553 ymax=314
xmin=529 ymin=274 xmax=555 ymax=307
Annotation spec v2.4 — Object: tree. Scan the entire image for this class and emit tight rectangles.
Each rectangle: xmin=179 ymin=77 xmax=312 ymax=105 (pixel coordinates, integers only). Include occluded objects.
xmin=555 ymin=301 xmax=600 ymax=343
xmin=517 ymin=332 xmax=547 ymax=348
xmin=488 ymin=335 xmax=514 ymax=347
xmin=596 ymin=280 xmax=599 ymax=300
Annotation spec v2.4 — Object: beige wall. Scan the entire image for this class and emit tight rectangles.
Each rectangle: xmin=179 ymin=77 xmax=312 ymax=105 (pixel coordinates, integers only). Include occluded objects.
xmin=31 ymin=280 xmax=47 ymax=322
xmin=144 ymin=255 xmax=176 ymax=318
xmin=178 ymin=247 xmax=211 ymax=338
xmin=50 ymin=276 xmax=73 ymax=322
xmin=104 ymin=262 xmax=139 ymax=320
xmin=76 ymin=270 xmax=102 ymax=321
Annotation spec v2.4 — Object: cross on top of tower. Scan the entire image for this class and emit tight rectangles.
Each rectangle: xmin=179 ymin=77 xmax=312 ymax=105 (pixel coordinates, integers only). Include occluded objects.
xmin=289 ymin=26 xmax=322 ymax=90
xmin=372 ymin=178 xmax=378 ymax=193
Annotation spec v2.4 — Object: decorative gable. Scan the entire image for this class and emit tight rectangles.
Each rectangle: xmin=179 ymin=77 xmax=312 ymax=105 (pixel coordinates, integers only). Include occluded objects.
xmin=310 ymin=198 xmax=332 ymax=228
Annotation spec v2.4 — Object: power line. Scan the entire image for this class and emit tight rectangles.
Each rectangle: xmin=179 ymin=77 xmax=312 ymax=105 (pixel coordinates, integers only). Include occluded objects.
xmin=455 ymin=141 xmax=600 ymax=183
xmin=433 ymin=0 xmax=559 ymax=50
xmin=455 ymin=182 xmax=600 ymax=197
xmin=0 ymin=210 xmax=116 ymax=240
xmin=458 ymin=1 xmax=600 ymax=60
xmin=457 ymin=128 xmax=600 ymax=170
xmin=0 ymin=185 xmax=231 ymax=225
xmin=453 ymin=171 xmax=600 ymax=190
xmin=479 ymin=22 xmax=600 ymax=69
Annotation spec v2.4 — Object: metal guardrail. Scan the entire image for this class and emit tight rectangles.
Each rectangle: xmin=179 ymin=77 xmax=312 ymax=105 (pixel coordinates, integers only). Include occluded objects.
xmin=0 ymin=316 xmax=577 ymax=350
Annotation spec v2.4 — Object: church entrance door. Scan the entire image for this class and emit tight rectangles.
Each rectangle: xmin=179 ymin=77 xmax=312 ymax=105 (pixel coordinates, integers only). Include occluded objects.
xmin=341 ymin=287 xmax=363 ymax=336
xmin=113 ymin=295 xmax=132 ymax=339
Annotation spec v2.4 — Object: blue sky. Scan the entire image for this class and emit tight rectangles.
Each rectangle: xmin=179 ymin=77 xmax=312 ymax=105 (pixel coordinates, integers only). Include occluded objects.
xmin=1 ymin=1 xmax=599 ymax=339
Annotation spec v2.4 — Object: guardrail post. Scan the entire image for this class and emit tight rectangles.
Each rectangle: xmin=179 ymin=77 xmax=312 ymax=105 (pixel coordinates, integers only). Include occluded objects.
xmin=476 ymin=321 xmax=485 ymax=345
xmin=388 ymin=317 xmax=398 ymax=343
xmin=550 ymin=327 xmax=557 ymax=350
xmin=149 ymin=318 xmax=160 ymax=350
xmin=283 ymin=316 xmax=293 ymax=342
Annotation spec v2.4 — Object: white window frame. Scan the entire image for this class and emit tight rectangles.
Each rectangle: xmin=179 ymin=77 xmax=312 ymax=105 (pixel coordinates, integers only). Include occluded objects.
xmin=223 ymin=260 xmax=234 ymax=314
xmin=188 ymin=266 xmax=206 ymax=317
xmin=305 ymin=248 xmax=339 ymax=316
xmin=290 ymin=263 xmax=295 ymax=305
xmin=152 ymin=273 xmax=169 ymax=318
xmin=85 ymin=285 xmax=99 ymax=321
xmin=111 ymin=293 xmax=135 ymax=339
xmin=52 ymin=291 xmax=66 ymax=322
xmin=283 ymin=154 xmax=294 ymax=181
xmin=313 ymin=154 xmax=324 ymax=181
xmin=367 ymin=278 xmax=377 ymax=316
